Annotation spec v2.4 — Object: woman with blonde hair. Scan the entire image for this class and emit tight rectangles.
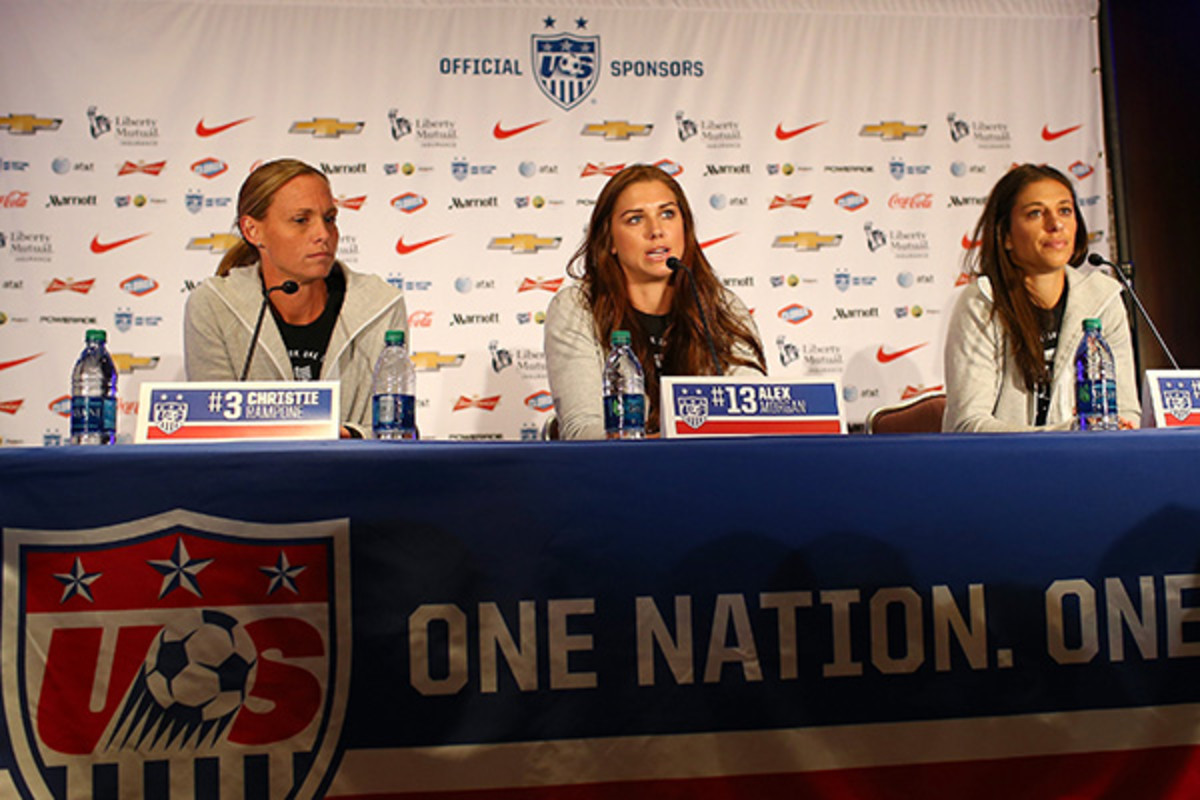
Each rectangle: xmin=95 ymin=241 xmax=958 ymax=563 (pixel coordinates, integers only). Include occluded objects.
xmin=545 ymin=164 xmax=766 ymax=439
xmin=184 ymin=158 xmax=406 ymax=437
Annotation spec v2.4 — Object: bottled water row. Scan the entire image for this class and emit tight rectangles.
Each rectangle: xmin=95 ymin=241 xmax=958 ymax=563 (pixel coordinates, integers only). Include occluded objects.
xmin=63 ymin=316 xmax=1121 ymax=444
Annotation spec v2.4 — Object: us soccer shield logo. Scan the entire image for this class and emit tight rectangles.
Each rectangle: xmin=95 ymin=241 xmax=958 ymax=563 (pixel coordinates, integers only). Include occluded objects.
xmin=152 ymin=397 xmax=189 ymax=435
xmin=1164 ymin=388 xmax=1194 ymax=422
xmin=678 ymin=394 xmax=709 ymax=429
xmin=531 ymin=32 xmax=599 ymax=111
xmin=2 ymin=509 xmax=351 ymax=799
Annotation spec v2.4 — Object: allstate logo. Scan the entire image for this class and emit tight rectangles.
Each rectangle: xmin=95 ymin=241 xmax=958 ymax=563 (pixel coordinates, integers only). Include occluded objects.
xmin=531 ymin=31 xmax=599 ymax=110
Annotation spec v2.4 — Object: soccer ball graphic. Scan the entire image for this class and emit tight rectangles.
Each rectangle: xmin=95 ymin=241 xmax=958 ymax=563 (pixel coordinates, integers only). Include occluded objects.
xmin=143 ymin=610 xmax=258 ymax=722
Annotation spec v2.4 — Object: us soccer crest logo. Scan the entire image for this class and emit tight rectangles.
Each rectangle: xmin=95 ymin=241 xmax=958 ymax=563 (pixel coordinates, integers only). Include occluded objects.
xmin=677 ymin=393 xmax=709 ymax=429
xmin=2 ymin=509 xmax=351 ymax=799
xmin=1164 ymin=388 xmax=1194 ymax=422
xmin=531 ymin=32 xmax=599 ymax=111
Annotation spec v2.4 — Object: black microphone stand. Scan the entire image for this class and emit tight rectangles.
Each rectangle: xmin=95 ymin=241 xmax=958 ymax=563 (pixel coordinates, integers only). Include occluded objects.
xmin=240 ymin=280 xmax=299 ymax=381
xmin=1087 ymin=254 xmax=1180 ymax=370
xmin=667 ymin=257 xmax=722 ymax=374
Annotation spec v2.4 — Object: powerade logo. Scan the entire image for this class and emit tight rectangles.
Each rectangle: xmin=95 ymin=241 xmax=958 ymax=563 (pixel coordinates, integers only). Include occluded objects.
xmin=532 ymin=22 xmax=599 ymax=111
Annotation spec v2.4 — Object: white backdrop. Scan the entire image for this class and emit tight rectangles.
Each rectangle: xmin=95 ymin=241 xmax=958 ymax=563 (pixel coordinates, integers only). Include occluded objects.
xmin=0 ymin=0 xmax=1109 ymax=443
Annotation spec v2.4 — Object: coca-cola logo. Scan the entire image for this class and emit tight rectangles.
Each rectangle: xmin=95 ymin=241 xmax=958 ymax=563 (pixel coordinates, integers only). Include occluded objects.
xmin=888 ymin=192 xmax=933 ymax=210
xmin=1 ymin=191 xmax=29 ymax=208
xmin=408 ymin=310 xmax=433 ymax=328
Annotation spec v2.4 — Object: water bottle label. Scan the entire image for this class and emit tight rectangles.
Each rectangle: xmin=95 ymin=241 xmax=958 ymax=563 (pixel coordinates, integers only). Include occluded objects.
xmin=603 ymin=393 xmax=646 ymax=433
xmin=70 ymin=396 xmax=115 ymax=435
xmin=373 ymin=394 xmax=415 ymax=433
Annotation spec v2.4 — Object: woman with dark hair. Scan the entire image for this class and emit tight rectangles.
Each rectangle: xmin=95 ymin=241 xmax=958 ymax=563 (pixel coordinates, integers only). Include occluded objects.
xmin=943 ymin=163 xmax=1139 ymax=431
xmin=184 ymin=158 xmax=406 ymax=438
xmin=545 ymin=164 xmax=766 ymax=439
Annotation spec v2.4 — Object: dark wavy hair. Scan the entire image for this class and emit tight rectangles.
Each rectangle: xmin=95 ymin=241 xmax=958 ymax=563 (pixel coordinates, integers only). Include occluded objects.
xmin=966 ymin=163 xmax=1088 ymax=390
xmin=216 ymin=158 xmax=329 ymax=277
xmin=568 ymin=164 xmax=766 ymax=431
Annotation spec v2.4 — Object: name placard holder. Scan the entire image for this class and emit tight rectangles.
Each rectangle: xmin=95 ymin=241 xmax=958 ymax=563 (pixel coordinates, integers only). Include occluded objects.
xmin=661 ymin=376 xmax=845 ymax=438
xmin=1141 ymin=370 xmax=1200 ymax=429
xmin=135 ymin=381 xmax=340 ymax=443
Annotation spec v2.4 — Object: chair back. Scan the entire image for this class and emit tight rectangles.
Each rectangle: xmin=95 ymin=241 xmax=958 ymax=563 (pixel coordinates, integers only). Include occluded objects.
xmin=865 ymin=391 xmax=947 ymax=434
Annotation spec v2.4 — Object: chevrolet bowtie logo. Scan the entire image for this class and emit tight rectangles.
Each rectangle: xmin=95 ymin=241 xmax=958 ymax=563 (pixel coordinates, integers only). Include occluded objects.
xmin=289 ymin=118 xmax=365 ymax=138
xmin=0 ymin=113 xmax=62 ymax=135
xmin=859 ymin=121 xmax=927 ymax=140
xmin=581 ymin=121 xmax=653 ymax=141
xmin=411 ymin=351 xmax=466 ymax=371
xmin=111 ymin=353 xmax=160 ymax=374
xmin=772 ymin=232 xmax=843 ymax=251
xmin=186 ymin=233 xmax=242 ymax=253
xmin=488 ymin=234 xmax=561 ymax=254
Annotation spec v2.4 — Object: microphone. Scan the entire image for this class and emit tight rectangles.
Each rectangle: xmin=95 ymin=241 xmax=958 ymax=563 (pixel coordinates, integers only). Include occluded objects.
xmin=667 ymin=256 xmax=722 ymax=374
xmin=1087 ymin=253 xmax=1180 ymax=370
xmin=240 ymin=280 xmax=299 ymax=380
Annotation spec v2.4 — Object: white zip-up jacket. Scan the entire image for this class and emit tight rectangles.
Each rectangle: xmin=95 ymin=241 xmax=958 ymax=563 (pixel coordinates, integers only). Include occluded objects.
xmin=943 ymin=266 xmax=1140 ymax=432
xmin=184 ymin=262 xmax=407 ymax=437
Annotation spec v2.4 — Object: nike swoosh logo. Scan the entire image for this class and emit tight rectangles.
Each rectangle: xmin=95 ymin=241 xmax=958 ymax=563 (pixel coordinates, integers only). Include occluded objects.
xmin=90 ymin=233 xmax=150 ymax=254
xmin=0 ymin=354 xmax=40 ymax=373
xmin=493 ymin=120 xmax=548 ymax=139
xmin=195 ymin=117 xmax=253 ymax=137
xmin=699 ymin=233 xmax=739 ymax=249
xmin=395 ymin=234 xmax=452 ymax=255
xmin=1041 ymin=124 xmax=1081 ymax=141
xmin=877 ymin=343 xmax=927 ymax=363
xmin=775 ymin=121 xmax=826 ymax=140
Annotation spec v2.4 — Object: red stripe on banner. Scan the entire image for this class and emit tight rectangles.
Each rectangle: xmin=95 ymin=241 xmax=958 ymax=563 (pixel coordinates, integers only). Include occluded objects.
xmin=144 ymin=423 xmax=333 ymax=440
xmin=330 ymin=744 xmax=1200 ymax=800
xmin=1162 ymin=414 xmax=1200 ymax=427
xmin=674 ymin=419 xmax=842 ymax=435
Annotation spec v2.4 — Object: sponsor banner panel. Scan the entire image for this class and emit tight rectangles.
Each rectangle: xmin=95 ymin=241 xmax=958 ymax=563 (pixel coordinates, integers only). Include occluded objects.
xmin=0 ymin=0 xmax=1106 ymax=444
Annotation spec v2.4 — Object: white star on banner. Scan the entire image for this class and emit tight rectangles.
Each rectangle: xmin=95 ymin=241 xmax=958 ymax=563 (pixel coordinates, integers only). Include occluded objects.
xmin=147 ymin=538 xmax=213 ymax=598
xmin=260 ymin=551 xmax=306 ymax=595
xmin=53 ymin=557 xmax=101 ymax=603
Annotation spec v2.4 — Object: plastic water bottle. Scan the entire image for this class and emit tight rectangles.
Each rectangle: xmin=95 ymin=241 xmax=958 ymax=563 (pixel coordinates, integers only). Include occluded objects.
xmin=1074 ymin=318 xmax=1119 ymax=431
xmin=371 ymin=329 xmax=417 ymax=440
xmin=70 ymin=329 xmax=117 ymax=445
xmin=603 ymin=330 xmax=646 ymax=440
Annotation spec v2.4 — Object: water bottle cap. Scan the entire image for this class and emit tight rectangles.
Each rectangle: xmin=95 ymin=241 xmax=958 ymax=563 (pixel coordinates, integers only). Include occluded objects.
xmin=1082 ymin=318 xmax=1102 ymax=332
xmin=85 ymin=329 xmax=107 ymax=343
xmin=384 ymin=329 xmax=406 ymax=346
xmin=610 ymin=330 xmax=631 ymax=346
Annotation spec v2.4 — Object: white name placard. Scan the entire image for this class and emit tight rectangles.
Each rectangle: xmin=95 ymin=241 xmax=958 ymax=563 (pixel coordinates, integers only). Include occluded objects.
xmin=661 ymin=377 xmax=845 ymax=438
xmin=1141 ymin=370 xmax=1200 ymax=429
xmin=135 ymin=382 xmax=341 ymax=443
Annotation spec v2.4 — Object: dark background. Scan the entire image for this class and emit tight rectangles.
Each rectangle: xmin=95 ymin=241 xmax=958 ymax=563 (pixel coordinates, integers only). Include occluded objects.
xmin=1104 ymin=0 xmax=1200 ymax=373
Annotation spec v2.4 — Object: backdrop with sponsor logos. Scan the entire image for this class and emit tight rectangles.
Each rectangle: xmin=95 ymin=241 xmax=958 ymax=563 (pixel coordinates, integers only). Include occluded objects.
xmin=0 ymin=0 xmax=1109 ymax=443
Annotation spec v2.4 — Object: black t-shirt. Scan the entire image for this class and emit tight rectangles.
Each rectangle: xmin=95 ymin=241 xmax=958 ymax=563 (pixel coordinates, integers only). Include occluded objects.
xmin=271 ymin=268 xmax=346 ymax=381
xmin=634 ymin=309 xmax=669 ymax=370
xmin=1033 ymin=279 xmax=1069 ymax=426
